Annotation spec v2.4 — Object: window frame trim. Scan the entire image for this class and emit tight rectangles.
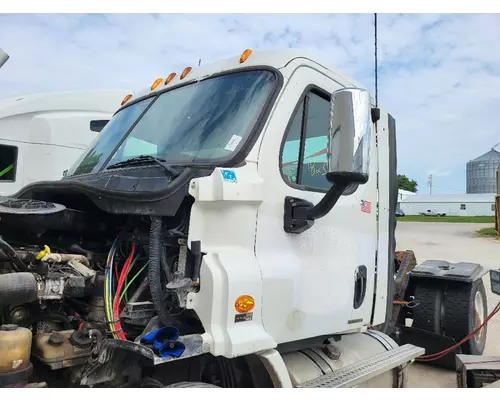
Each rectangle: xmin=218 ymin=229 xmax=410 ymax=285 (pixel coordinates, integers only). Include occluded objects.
xmin=0 ymin=144 xmax=19 ymax=183
xmin=278 ymin=83 xmax=333 ymax=194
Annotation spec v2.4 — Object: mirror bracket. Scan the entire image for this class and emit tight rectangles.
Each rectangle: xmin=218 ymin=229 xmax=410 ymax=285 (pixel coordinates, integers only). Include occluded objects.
xmin=283 ymin=196 xmax=316 ymax=234
xmin=283 ymin=174 xmax=361 ymax=234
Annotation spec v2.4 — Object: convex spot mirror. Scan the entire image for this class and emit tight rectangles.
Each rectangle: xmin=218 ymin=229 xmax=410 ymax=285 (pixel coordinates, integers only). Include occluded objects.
xmin=326 ymin=87 xmax=372 ymax=195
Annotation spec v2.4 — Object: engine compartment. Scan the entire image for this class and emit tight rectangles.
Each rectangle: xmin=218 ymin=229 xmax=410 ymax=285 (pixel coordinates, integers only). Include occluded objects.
xmin=0 ymin=190 xmax=206 ymax=388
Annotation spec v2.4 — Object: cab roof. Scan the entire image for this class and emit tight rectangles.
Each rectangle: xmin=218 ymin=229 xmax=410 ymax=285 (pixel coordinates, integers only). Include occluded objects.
xmin=0 ymin=89 xmax=131 ymax=119
xmin=124 ymin=48 xmax=369 ymax=108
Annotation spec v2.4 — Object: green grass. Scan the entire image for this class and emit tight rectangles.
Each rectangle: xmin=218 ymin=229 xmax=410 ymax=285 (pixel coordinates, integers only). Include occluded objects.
xmin=477 ymin=227 xmax=499 ymax=238
xmin=397 ymin=215 xmax=495 ymax=223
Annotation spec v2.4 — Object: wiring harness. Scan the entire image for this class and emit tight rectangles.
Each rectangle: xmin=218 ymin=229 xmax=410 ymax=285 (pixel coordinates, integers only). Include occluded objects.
xmin=104 ymin=239 xmax=149 ymax=340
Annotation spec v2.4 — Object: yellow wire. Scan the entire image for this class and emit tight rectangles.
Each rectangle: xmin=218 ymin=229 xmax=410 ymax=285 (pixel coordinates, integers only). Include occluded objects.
xmin=108 ymin=248 xmax=116 ymax=339
xmin=104 ymin=271 xmax=115 ymax=339
xmin=103 ymin=243 xmax=118 ymax=339
xmin=105 ymin=254 xmax=118 ymax=339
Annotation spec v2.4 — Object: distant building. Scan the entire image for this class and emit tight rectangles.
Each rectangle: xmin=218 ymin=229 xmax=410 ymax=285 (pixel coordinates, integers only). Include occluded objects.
xmin=400 ymin=193 xmax=495 ymax=217
xmin=466 ymin=148 xmax=500 ymax=194
xmin=398 ymin=189 xmax=416 ymax=202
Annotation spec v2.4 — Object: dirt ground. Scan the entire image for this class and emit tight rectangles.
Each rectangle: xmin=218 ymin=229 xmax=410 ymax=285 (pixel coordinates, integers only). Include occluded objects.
xmin=396 ymin=221 xmax=500 ymax=388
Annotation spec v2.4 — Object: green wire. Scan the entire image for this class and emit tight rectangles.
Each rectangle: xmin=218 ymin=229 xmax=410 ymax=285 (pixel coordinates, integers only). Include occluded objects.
xmin=0 ymin=163 xmax=14 ymax=178
xmin=120 ymin=261 xmax=149 ymax=304
xmin=124 ymin=255 xmax=141 ymax=302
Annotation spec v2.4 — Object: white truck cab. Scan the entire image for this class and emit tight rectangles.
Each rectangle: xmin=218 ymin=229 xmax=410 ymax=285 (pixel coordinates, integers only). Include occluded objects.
xmin=0 ymin=89 xmax=130 ymax=195
xmin=2 ymin=48 xmax=487 ymax=389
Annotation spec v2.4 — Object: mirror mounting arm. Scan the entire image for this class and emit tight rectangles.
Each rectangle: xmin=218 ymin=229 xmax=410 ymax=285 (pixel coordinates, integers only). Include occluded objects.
xmin=283 ymin=173 xmax=366 ymax=234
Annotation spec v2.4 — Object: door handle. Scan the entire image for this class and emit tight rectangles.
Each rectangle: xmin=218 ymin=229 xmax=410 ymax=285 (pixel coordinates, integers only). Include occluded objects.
xmin=353 ymin=265 xmax=367 ymax=310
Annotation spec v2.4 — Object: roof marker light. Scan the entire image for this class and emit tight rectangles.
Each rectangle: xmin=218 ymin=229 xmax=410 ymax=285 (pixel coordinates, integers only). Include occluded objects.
xmin=180 ymin=66 xmax=192 ymax=80
xmin=121 ymin=94 xmax=132 ymax=106
xmin=165 ymin=72 xmax=176 ymax=85
xmin=240 ymin=49 xmax=252 ymax=64
xmin=151 ymin=78 xmax=163 ymax=91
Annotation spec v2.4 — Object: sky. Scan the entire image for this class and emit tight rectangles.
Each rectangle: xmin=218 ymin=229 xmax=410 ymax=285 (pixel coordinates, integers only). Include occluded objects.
xmin=1 ymin=13 xmax=500 ymax=194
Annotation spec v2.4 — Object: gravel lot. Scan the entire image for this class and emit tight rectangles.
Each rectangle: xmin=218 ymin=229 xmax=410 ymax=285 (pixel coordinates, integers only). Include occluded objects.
xmin=396 ymin=222 xmax=500 ymax=388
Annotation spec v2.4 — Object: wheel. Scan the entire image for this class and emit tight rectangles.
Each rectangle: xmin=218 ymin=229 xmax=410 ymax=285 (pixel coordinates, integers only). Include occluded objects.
xmin=443 ymin=279 xmax=488 ymax=355
xmin=164 ymin=381 xmax=220 ymax=388
xmin=412 ymin=280 xmax=444 ymax=334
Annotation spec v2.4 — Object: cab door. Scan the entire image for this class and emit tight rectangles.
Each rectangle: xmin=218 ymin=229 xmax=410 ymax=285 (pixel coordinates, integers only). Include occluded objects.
xmin=255 ymin=65 xmax=378 ymax=344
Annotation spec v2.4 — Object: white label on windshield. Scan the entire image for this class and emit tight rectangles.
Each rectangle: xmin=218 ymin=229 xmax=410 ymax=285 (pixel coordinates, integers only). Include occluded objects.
xmin=225 ymin=135 xmax=242 ymax=152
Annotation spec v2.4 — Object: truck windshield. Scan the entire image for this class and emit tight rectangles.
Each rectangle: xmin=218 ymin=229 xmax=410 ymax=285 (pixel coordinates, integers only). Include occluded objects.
xmin=67 ymin=70 xmax=277 ymax=177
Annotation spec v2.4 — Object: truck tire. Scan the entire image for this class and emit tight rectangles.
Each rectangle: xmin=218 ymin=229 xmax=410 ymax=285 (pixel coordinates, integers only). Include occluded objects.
xmin=164 ymin=381 xmax=220 ymax=388
xmin=412 ymin=281 xmax=444 ymax=334
xmin=443 ymin=279 xmax=487 ymax=355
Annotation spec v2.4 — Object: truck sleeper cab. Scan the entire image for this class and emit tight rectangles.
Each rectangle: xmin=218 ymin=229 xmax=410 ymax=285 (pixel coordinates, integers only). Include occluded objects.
xmin=0 ymin=90 xmax=130 ymax=196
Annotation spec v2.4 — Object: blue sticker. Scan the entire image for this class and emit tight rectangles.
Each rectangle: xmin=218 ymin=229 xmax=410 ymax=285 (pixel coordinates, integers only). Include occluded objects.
xmin=220 ymin=169 xmax=237 ymax=183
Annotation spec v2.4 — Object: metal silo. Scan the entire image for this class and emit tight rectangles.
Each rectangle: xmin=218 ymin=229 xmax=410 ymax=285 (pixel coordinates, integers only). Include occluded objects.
xmin=466 ymin=147 xmax=500 ymax=194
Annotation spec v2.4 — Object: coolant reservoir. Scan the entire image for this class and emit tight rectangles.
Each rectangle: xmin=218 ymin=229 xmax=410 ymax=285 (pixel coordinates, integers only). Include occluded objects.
xmin=0 ymin=324 xmax=32 ymax=373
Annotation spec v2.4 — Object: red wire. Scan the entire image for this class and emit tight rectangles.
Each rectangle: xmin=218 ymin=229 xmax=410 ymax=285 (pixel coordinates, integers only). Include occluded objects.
xmin=417 ymin=301 xmax=500 ymax=362
xmin=113 ymin=249 xmax=133 ymax=340
xmin=113 ymin=244 xmax=136 ymax=340
xmin=115 ymin=249 xmax=133 ymax=314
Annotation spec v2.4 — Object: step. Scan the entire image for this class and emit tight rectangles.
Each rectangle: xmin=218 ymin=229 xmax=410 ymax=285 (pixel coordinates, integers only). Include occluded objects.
xmin=297 ymin=344 xmax=425 ymax=388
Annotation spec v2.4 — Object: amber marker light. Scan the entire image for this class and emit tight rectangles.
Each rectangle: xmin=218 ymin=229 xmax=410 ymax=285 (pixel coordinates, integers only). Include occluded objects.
xmin=165 ymin=72 xmax=176 ymax=85
xmin=121 ymin=94 xmax=132 ymax=106
xmin=180 ymin=67 xmax=192 ymax=80
xmin=234 ymin=295 xmax=255 ymax=313
xmin=240 ymin=49 xmax=252 ymax=63
xmin=151 ymin=78 xmax=163 ymax=91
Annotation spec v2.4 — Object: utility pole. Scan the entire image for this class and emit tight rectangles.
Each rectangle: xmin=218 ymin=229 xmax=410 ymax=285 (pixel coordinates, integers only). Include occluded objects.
xmin=198 ymin=58 xmax=202 ymax=67
xmin=428 ymin=174 xmax=433 ymax=195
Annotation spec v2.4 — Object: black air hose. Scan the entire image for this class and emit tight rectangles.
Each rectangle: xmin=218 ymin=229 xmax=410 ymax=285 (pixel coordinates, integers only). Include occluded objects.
xmin=0 ymin=237 xmax=26 ymax=272
xmin=149 ymin=217 xmax=172 ymax=327
xmin=35 ymin=312 xmax=72 ymax=330
xmin=0 ymin=273 xmax=37 ymax=310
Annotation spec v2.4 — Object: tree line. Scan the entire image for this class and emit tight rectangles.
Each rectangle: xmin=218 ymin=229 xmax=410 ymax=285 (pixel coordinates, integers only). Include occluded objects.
xmin=398 ymin=174 xmax=418 ymax=193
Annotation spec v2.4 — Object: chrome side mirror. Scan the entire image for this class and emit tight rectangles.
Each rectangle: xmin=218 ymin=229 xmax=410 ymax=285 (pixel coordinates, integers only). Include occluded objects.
xmin=327 ymin=87 xmax=371 ymax=191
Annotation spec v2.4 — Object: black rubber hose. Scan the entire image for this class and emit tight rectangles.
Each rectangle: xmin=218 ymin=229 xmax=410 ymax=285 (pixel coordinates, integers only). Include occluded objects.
xmin=0 ymin=237 xmax=26 ymax=272
xmin=0 ymin=273 xmax=37 ymax=310
xmin=35 ymin=312 xmax=71 ymax=330
xmin=149 ymin=217 xmax=171 ymax=327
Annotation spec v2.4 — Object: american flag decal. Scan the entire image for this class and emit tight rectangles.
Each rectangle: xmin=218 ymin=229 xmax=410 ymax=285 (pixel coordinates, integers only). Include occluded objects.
xmin=360 ymin=200 xmax=372 ymax=214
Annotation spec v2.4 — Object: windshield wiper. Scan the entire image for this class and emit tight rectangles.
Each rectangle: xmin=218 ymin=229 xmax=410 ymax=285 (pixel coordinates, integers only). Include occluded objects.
xmin=106 ymin=155 xmax=181 ymax=177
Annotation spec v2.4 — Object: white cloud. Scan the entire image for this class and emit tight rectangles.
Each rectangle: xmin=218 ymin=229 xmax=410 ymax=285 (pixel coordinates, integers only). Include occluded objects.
xmin=1 ymin=13 xmax=499 ymax=194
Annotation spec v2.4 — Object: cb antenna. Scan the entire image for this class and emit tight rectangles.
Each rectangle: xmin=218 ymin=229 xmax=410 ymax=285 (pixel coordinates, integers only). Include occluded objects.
xmin=374 ymin=13 xmax=378 ymax=108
